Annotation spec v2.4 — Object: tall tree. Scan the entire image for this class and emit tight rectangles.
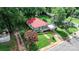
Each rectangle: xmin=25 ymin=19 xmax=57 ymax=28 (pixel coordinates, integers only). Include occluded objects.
xmin=24 ymin=30 xmax=38 ymax=50
xmin=51 ymin=8 xmax=66 ymax=26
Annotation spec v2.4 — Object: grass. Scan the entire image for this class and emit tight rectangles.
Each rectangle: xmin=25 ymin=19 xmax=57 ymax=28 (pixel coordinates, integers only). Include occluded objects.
xmin=66 ymin=27 xmax=78 ymax=34
xmin=46 ymin=32 xmax=56 ymax=42
xmin=37 ymin=33 xmax=50 ymax=49
xmin=55 ymin=27 xmax=68 ymax=38
xmin=0 ymin=43 xmax=11 ymax=51
xmin=65 ymin=17 xmax=79 ymax=24
xmin=65 ymin=17 xmax=79 ymax=33
xmin=0 ymin=35 xmax=16 ymax=51
xmin=37 ymin=32 xmax=56 ymax=49
xmin=55 ymin=26 xmax=78 ymax=39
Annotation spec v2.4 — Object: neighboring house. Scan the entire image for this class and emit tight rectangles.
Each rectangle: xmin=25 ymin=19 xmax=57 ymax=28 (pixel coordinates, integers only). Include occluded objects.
xmin=26 ymin=18 xmax=57 ymax=32
xmin=26 ymin=18 xmax=49 ymax=32
xmin=26 ymin=18 xmax=56 ymax=32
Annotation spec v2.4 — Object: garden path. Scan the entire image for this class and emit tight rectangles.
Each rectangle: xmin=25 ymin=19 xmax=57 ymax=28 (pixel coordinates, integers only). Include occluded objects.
xmin=14 ymin=32 xmax=26 ymax=51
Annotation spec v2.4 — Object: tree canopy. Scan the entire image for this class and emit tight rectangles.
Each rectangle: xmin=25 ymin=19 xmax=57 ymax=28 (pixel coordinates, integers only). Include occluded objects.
xmin=0 ymin=7 xmax=79 ymax=33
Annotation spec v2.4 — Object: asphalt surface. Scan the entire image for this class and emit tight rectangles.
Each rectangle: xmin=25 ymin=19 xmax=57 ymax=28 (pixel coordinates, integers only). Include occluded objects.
xmin=47 ymin=31 xmax=79 ymax=51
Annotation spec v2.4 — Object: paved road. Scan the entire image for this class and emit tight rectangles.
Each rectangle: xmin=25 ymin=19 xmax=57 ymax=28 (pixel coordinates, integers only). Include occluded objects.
xmin=47 ymin=31 xmax=79 ymax=51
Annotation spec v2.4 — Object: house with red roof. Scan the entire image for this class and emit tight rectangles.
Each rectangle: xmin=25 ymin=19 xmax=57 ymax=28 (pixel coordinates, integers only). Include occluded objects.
xmin=26 ymin=18 xmax=49 ymax=32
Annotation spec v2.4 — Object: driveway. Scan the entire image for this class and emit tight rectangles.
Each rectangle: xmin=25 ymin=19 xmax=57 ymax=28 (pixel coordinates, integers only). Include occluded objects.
xmin=47 ymin=31 xmax=79 ymax=51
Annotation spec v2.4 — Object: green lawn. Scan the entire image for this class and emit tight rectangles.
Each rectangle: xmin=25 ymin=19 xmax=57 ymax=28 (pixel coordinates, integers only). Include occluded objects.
xmin=55 ymin=26 xmax=78 ymax=38
xmin=0 ymin=35 xmax=16 ymax=51
xmin=66 ymin=27 xmax=78 ymax=34
xmin=66 ymin=17 xmax=79 ymax=24
xmin=55 ymin=28 xmax=68 ymax=38
xmin=38 ymin=15 xmax=52 ymax=24
xmin=46 ymin=32 xmax=56 ymax=42
xmin=37 ymin=32 xmax=56 ymax=49
xmin=37 ymin=33 xmax=50 ymax=49
xmin=0 ymin=43 xmax=11 ymax=51
xmin=62 ymin=17 xmax=79 ymax=34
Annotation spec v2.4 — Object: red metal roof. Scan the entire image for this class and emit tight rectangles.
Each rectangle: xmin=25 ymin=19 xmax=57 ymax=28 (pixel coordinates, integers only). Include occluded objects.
xmin=27 ymin=18 xmax=48 ymax=28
